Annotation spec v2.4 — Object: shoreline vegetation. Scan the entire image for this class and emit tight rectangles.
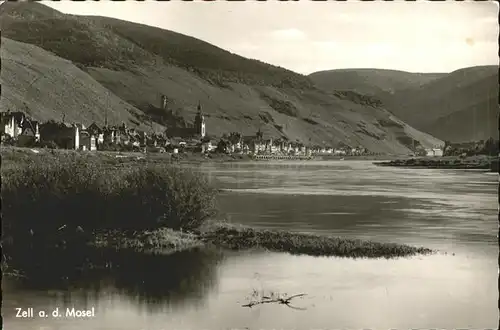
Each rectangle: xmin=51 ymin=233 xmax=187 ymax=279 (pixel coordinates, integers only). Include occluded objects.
xmin=1 ymin=147 xmax=434 ymax=278
xmin=1 ymin=145 xmax=410 ymax=165
xmin=374 ymin=155 xmax=498 ymax=171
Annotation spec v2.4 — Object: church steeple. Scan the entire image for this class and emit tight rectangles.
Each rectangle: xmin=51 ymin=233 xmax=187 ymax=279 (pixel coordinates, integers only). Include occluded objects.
xmin=256 ymin=128 xmax=263 ymax=140
xmin=194 ymin=101 xmax=206 ymax=139
xmin=161 ymin=95 xmax=168 ymax=110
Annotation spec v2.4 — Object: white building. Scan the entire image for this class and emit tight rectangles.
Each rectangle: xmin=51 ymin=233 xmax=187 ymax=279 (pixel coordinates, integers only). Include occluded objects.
xmin=426 ymin=147 xmax=444 ymax=157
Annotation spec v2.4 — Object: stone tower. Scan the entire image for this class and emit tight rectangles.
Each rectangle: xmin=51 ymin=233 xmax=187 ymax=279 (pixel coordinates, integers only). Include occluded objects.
xmin=194 ymin=101 xmax=206 ymax=138
xmin=161 ymin=95 xmax=168 ymax=110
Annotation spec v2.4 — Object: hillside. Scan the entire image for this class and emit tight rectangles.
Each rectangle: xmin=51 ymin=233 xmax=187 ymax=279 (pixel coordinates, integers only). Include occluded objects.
xmin=0 ymin=37 xmax=158 ymax=131
xmin=309 ymin=69 xmax=445 ymax=96
xmin=0 ymin=2 xmax=443 ymax=154
xmin=378 ymin=65 xmax=498 ymax=142
xmin=0 ymin=1 xmax=312 ymax=89
xmin=309 ymin=66 xmax=498 ymax=142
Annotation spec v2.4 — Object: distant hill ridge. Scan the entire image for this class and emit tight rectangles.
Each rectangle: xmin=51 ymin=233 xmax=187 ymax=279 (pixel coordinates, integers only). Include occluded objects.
xmin=309 ymin=68 xmax=446 ymax=96
xmin=0 ymin=1 xmax=444 ymax=154
xmin=309 ymin=66 xmax=499 ymax=142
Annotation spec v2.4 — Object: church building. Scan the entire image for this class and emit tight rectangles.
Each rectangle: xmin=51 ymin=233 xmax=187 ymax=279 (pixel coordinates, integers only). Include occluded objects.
xmin=162 ymin=95 xmax=206 ymax=139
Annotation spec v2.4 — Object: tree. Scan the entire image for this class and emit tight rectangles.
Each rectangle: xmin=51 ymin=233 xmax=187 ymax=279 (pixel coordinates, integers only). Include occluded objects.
xmin=228 ymin=132 xmax=242 ymax=145
xmin=216 ymin=139 xmax=229 ymax=153
xmin=483 ymin=138 xmax=499 ymax=156
xmin=444 ymin=140 xmax=451 ymax=150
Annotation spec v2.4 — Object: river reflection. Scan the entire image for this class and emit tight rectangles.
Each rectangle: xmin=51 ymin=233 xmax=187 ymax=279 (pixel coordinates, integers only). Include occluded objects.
xmin=4 ymin=248 xmax=223 ymax=318
xmin=3 ymin=160 xmax=498 ymax=329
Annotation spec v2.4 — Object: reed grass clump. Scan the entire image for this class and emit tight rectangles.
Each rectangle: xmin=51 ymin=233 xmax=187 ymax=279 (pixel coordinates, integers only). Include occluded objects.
xmin=1 ymin=153 xmax=217 ymax=246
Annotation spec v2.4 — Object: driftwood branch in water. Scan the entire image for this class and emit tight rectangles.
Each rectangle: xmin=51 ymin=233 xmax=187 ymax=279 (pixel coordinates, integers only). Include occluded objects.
xmin=242 ymin=293 xmax=307 ymax=309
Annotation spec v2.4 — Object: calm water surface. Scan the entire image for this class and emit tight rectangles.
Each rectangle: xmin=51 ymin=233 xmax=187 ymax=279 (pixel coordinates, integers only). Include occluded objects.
xmin=3 ymin=161 xmax=498 ymax=329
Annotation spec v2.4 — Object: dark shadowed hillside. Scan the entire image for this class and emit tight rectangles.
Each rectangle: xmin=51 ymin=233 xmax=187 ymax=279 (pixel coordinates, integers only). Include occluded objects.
xmin=309 ymin=69 xmax=445 ymax=96
xmin=0 ymin=1 xmax=444 ymax=154
xmin=378 ymin=66 xmax=498 ymax=142
xmin=310 ymin=66 xmax=498 ymax=142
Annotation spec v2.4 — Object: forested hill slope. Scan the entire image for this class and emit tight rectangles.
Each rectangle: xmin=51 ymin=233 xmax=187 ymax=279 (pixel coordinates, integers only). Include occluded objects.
xmin=1 ymin=37 xmax=158 ymax=131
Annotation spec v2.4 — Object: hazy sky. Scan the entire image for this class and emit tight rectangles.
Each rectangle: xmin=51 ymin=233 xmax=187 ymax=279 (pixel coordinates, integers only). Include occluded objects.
xmin=44 ymin=0 xmax=498 ymax=75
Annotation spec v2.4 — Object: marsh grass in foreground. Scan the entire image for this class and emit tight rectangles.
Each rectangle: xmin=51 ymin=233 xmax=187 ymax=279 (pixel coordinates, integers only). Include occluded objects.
xmin=1 ymin=150 xmax=217 ymax=251
xmin=201 ymin=223 xmax=434 ymax=259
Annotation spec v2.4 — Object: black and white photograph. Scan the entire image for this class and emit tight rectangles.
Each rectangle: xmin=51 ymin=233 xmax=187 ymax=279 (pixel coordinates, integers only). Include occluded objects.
xmin=1 ymin=0 xmax=498 ymax=329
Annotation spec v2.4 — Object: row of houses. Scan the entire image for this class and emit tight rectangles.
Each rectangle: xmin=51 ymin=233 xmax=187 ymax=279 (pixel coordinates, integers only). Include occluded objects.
xmin=1 ymin=110 xmax=368 ymax=156
xmin=1 ymin=111 xmax=41 ymax=147
xmin=214 ymin=134 xmax=366 ymax=156
xmin=0 ymin=111 xmax=167 ymax=151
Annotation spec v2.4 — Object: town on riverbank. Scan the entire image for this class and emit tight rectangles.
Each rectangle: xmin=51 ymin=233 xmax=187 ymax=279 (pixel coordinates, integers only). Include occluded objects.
xmin=3 ymin=108 xmax=497 ymax=171
xmin=1 ymin=109 xmax=378 ymax=159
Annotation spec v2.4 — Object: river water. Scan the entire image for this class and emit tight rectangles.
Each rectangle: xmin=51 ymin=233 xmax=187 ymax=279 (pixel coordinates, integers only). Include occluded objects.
xmin=3 ymin=160 xmax=498 ymax=329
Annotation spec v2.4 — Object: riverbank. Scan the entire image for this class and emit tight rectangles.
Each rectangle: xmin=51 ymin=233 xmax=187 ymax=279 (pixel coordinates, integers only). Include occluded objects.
xmin=1 ymin=146 xmax=412 ymax=169
xmin=374 ymin=155 xmax=497 ymax=170
xmin=319 ymin=154 xmax=413 ymax=161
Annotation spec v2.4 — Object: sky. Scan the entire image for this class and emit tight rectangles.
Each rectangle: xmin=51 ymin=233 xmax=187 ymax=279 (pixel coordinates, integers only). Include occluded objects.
xmin=41 ymin=0 xmax=499 ymax=75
